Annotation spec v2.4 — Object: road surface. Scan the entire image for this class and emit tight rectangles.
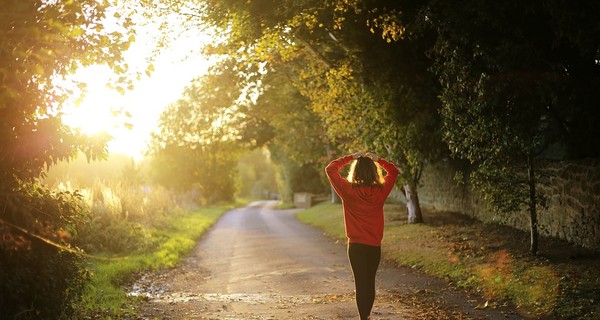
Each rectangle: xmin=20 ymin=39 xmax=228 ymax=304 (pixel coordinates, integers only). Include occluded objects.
xmin=132 ymin=201 xmax=525 ymax=319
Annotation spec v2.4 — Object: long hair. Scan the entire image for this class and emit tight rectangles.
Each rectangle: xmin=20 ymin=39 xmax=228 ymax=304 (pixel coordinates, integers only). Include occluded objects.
xmin=347 ymin=156 xmax=384 ymax=187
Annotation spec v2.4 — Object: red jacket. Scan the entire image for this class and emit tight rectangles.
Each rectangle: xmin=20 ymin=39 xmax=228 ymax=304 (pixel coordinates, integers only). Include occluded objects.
xmin=325 ymin=155 xmax=399 ymax=246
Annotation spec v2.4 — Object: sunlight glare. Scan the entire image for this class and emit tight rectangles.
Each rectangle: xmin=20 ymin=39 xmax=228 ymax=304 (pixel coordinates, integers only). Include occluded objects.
xmin=61 ymin=22 xmax=217 ymax=161
xmin=61 ymin=65 xmax=123 ymax=135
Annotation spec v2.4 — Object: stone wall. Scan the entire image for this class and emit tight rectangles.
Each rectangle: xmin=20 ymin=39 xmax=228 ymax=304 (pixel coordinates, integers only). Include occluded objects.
xmin=413 ymin=159 xmax=600 ymax=250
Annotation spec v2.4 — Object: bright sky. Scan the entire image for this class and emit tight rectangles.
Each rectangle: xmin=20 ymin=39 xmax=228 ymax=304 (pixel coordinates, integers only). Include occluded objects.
xmin=61 ymin=21 xmax=216 ymax=161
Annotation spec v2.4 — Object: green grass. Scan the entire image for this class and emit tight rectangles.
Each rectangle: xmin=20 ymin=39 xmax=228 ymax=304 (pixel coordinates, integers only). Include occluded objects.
xmin=78 ymin=205 xmax=230 ymax=317
xmin=296 ymin=201 xmax=600 ymax=319
xmin=273 ymin=201 xmax=297 ymax=210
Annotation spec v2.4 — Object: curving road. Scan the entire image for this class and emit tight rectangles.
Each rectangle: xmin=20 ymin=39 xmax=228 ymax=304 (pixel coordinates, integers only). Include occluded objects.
xmin=133 ymin=201 xmax=524 ymax=320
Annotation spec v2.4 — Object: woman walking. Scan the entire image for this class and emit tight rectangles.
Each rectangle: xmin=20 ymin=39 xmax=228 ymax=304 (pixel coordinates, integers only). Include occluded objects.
xmin=325 ymin=152 xmax=399 ymax=320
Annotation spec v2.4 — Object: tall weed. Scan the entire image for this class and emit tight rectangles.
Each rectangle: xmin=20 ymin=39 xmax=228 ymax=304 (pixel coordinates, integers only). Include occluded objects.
xmin=56 ymin=179 xmax=186 ymax=255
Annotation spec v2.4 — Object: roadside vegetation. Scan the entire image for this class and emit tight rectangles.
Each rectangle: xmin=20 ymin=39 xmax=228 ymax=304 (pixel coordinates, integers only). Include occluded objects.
xmin=77 ymin=204 xmax=230 ymax=318
xmin=39 ymin=154 xmax=260 ymax=318
xmin=297 ymin=201 xmax=600 ymax=320
xmin=43 ymin=167 xmax=236 ymax=318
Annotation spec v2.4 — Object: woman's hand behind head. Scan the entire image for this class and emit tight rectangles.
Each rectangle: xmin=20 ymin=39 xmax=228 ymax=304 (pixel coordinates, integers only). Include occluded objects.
xmin=365 ymin=152 xmax=379 ymax=162
xmin=352 ymin=152 xmax=365 ymax=159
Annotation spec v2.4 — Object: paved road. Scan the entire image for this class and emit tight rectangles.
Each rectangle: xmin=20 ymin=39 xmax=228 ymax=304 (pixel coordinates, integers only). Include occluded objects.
xmin=133 ymin=201 xmax=525 ymax=320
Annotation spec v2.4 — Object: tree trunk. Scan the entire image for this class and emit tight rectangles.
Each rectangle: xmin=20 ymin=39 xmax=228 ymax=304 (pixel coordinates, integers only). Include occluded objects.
xmin=404 ymin=182 xmax=423 ymax=224
xmin=528 ymin=156 xmax=539 ymax=255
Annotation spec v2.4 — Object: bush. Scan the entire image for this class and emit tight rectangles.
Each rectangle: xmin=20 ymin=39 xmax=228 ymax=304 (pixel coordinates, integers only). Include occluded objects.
xmin=0 ymin=244 xmax=89 ymax=319
xmin=71 ymin=180 xmax=184 ymax=255
xmin=0 ymin=165 xmax=202 ymax=318
xmin=0 ymin=183 xmax=90 ymax=319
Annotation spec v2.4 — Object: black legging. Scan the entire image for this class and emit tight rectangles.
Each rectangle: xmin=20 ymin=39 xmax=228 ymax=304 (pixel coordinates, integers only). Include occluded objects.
xmin=348 ymin=243 xmax=381 ymax=320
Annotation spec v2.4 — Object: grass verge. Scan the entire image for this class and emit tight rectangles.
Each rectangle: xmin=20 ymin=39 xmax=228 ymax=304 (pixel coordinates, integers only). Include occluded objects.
xmin=77 ymin=205 xmax=233 ymax=318
xmin=296 ymin=201 xmax=600 ymax=320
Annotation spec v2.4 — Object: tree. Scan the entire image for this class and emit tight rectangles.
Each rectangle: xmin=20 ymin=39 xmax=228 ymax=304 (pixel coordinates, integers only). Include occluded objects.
xmin=148 ymin=68 xmax=243 ymax=203
xmin=237 ymin=148 xmax=278 ymax=199
xmin=249 ymin=65 xmax=331 ymax=202
xmin=0 ymin=0 xmax=136 ymax=317
xmin=180 ymin=0 xmax=446 ymax=222
xmin=1 ymin=0 xmax=135 ymax=181
xmin=304 ymin=4 xmax=444 ymax=222
xmin=428 ymin=0 xmax=600 ymax=254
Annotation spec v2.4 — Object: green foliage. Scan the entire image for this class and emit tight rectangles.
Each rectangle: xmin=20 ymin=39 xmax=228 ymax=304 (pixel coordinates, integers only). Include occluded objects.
xmin=78 ymin=206 xmax=228 ymax=317
xmin=149 ymin=0 xmax=599 ymax=236
xmin=1 ymin=163 xmax=183 ymax=318
xmin=44 ymin=164 xmax=230 ymax=317
xmin=251 ymin=66 xmax=328 ymax=166
xmin=268 ymin=145 xmax=329 ymax=203
xmin=149 ymin=142 xmax=240 ymax=204
xmin=58 ymin=176 xmax=182 ymax=255
xmin=0 ymin=248 xmax=90 ymax=320
xmin=432 ymin=0 xmax=600 ymax=159
xmin=246 ymin=66 xmax=331 ymax=200
xmin=425 ymin=0 xmax=600 ymax=252
xmin=430 ymin=0 xmax=600 ymax=164
xmin=0 ymin=1 xmax=136 ymax=316
xmin=149 ymin=145 xmax=201 ymax=191
xmin=0 ymin=184 xmax=89 ymax=319
xmin=236 ymin=148 xmax=278 ymax=199
xmin=44 ymin=153 xmax=138 ymax=188
xmin=0 ymin=0 xmax=135 ymax=181
xmin=148 ymin=70 xmax=244 ymax=203
xmin=174 ymin=0 xmax=446 ymax=223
